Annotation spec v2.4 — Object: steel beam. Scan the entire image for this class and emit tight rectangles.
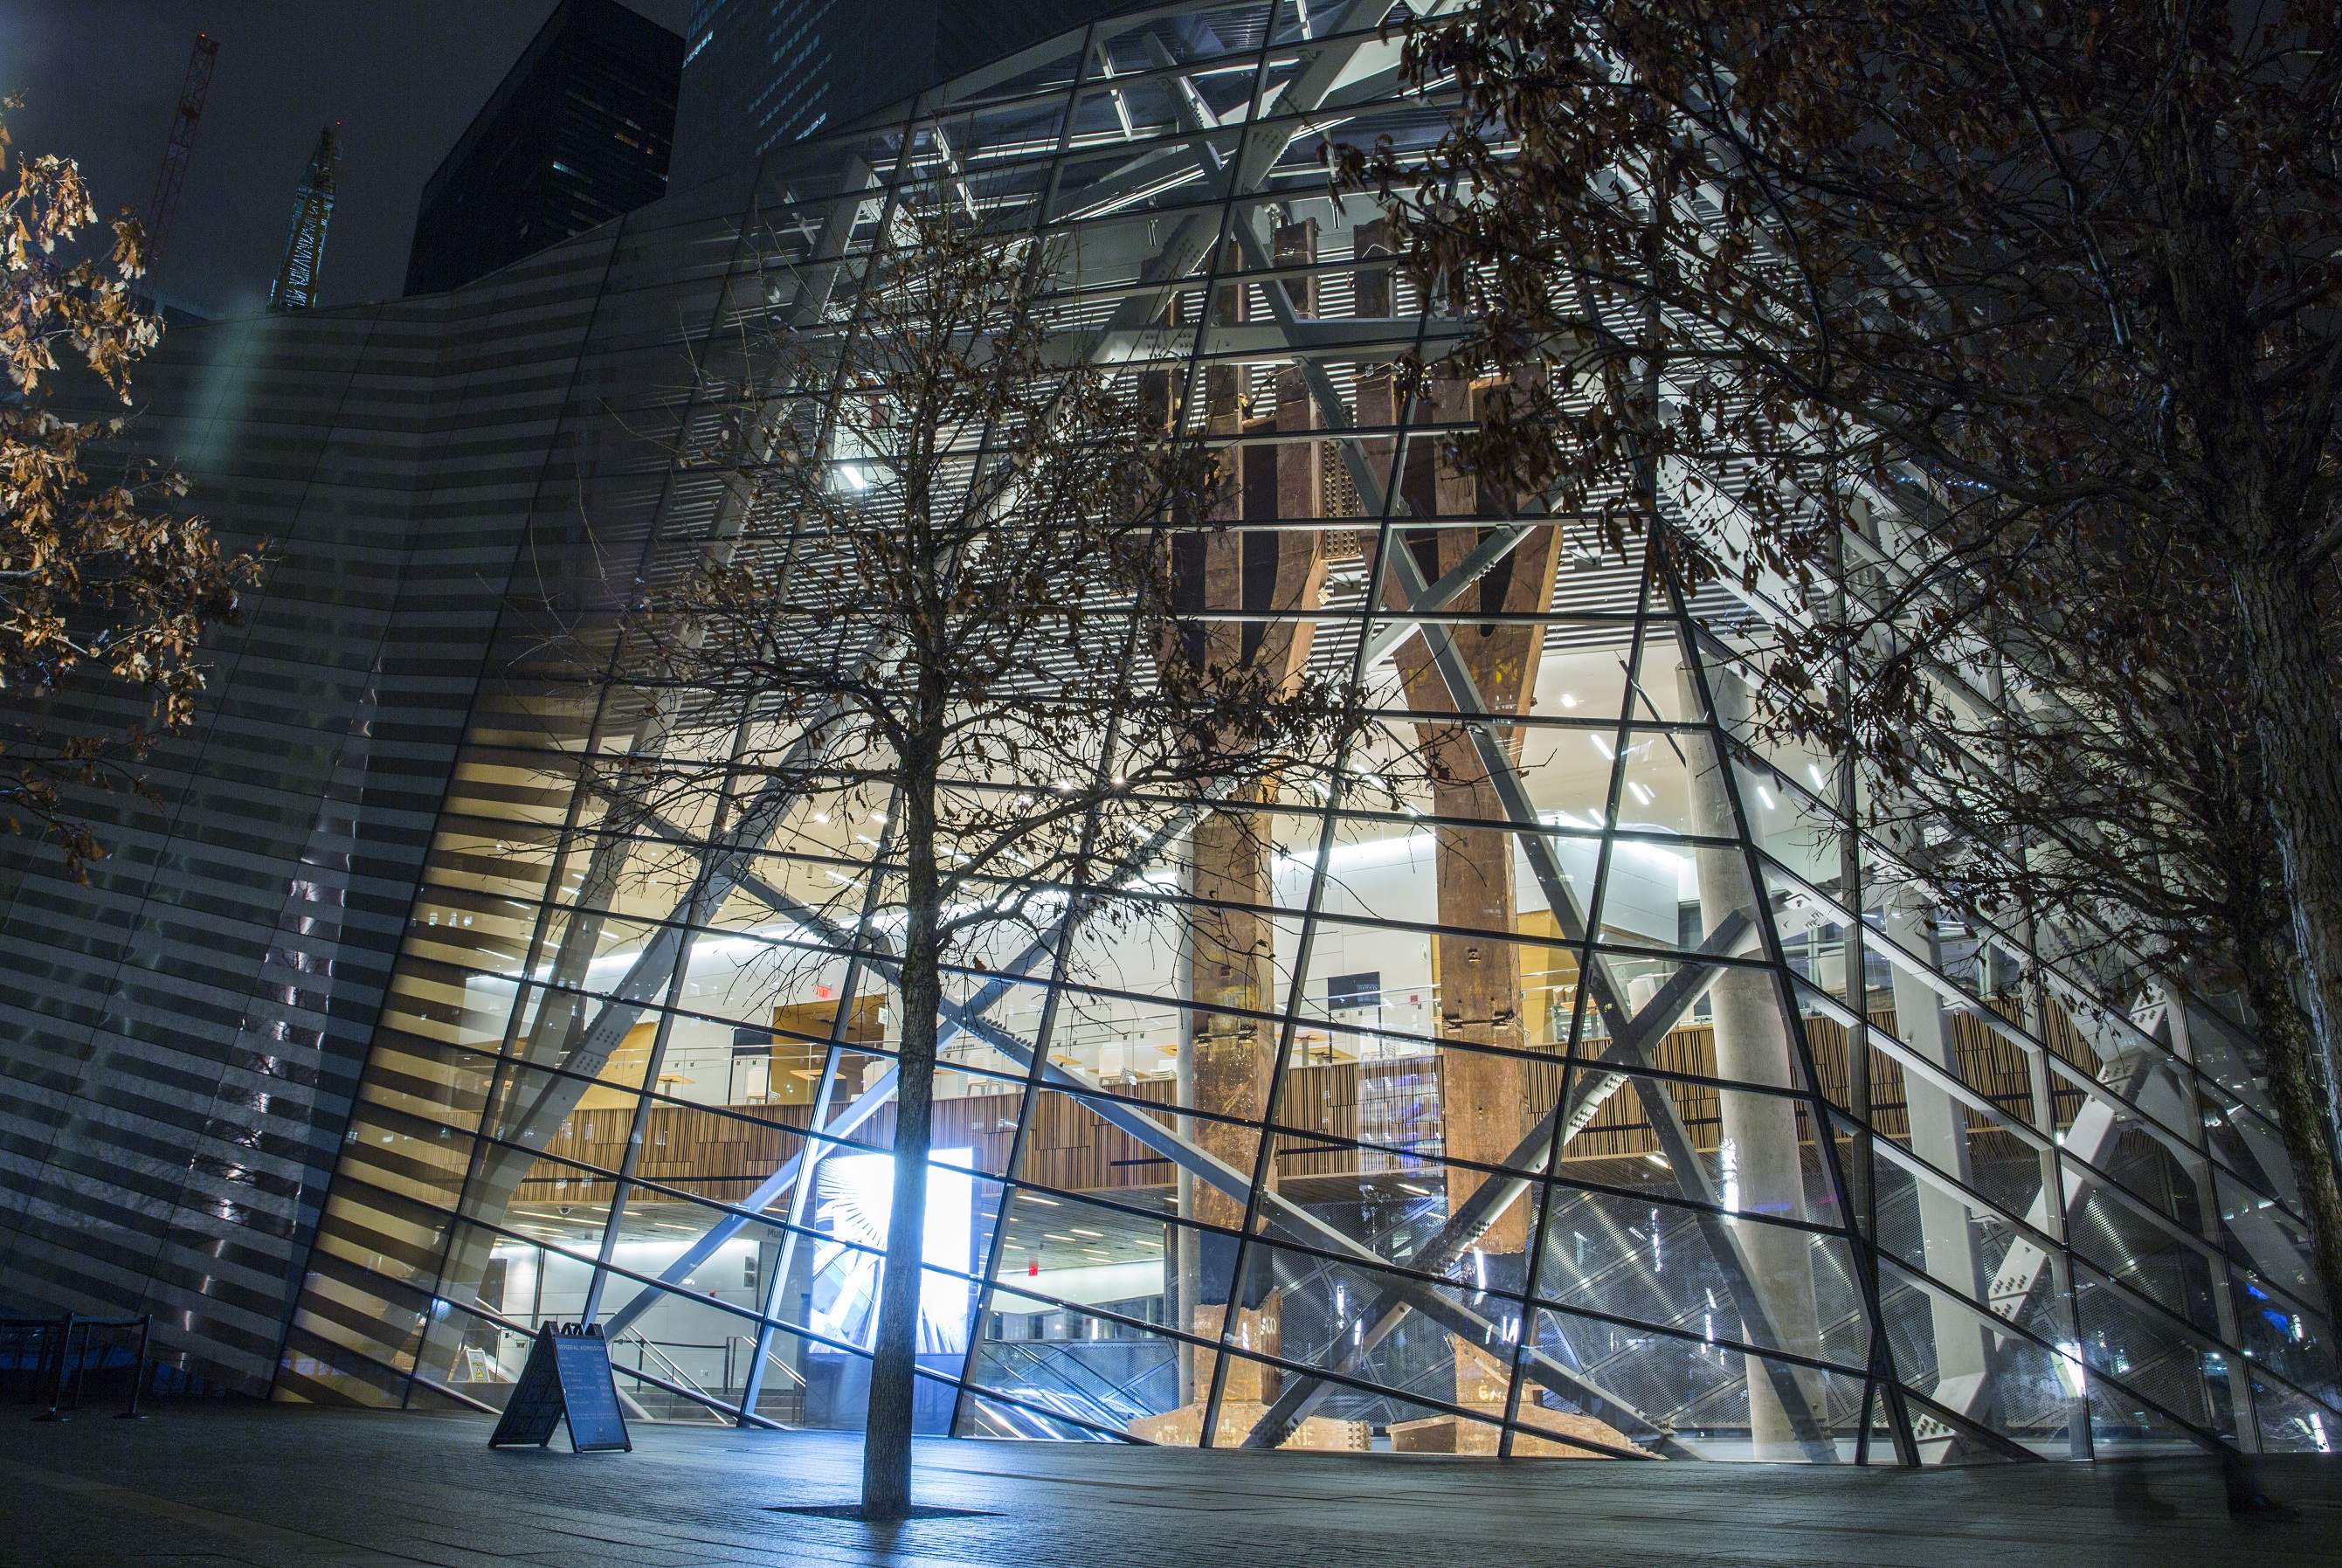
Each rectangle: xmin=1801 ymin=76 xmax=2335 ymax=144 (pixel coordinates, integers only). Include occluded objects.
xmin=1240 ymin=911 xmax=1758 ymax=1449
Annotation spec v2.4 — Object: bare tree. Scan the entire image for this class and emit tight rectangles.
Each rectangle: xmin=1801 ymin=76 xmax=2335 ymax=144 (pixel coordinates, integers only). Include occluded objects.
xmin=1347 ymin=1 xmax=2342 ymax=1118
xmin=623 ymin=211 xmax=1380 ymax=1518
xmin=0 ymin=107 xmax=259 ymax=874
xmin=1329 ymin=3 xmax=2342 ymax=1335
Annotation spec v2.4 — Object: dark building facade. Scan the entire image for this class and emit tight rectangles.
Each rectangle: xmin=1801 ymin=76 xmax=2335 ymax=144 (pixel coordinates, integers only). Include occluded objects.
xmin=0 ymin=204 xmax=660 ymax=1392
xmin=669 ymin=0 xmax=1129 ymax=187
xmin=404 ymin=0 xmax=680 ymax=297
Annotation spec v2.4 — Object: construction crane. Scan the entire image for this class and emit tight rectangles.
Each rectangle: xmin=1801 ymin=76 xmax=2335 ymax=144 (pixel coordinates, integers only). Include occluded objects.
xmin=267 ymin=126 xmax=339 ymax=314
xmin=135 ymin=33 xmax=218 ymax=313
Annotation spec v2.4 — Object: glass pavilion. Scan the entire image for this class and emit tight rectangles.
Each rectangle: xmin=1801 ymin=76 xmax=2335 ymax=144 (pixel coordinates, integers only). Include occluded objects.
xmin=280 ymin=0 xmax=2339 ymax=1464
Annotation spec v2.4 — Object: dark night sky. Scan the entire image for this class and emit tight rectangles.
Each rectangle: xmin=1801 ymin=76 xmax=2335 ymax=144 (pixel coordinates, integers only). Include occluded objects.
xmin=0 ymin=0 xmax=687 ymax=321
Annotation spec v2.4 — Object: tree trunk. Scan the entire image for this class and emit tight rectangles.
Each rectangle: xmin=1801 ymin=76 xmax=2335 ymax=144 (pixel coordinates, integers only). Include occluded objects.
xmin=2233 ymin=554 xmax=2342 ymax=1152
xmin=861 ymin=791 xmax=941 ymax=1522
xmin=2242 ymin=944 xmax=2342 ymax=1329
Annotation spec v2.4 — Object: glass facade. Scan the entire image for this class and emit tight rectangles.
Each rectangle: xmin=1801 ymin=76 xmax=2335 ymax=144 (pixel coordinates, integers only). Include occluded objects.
xmin=669 ymin=0 xmax=1129 ymax=188
xmin=280 ymin=0 xmax=2337 ymax=1463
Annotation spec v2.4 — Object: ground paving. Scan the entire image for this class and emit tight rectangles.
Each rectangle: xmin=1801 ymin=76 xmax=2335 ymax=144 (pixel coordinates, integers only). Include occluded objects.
xmin=0 ymin=1402 xmax=2335 ymax=1567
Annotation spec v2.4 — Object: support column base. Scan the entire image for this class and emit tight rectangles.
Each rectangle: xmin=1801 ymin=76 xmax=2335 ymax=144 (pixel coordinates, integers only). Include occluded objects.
xmin=1387 ymin=1402 xmax=1654 ymax=1459
xmin=1126 ymin=1401 xmax=1370 ymax=1450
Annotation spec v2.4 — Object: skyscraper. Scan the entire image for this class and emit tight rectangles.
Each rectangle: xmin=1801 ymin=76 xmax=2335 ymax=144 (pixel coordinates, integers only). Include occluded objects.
xmin=403 ymin=0 xmax=681 ymax=297
xmin=669 ymin=0 xmax=1130 ymax=188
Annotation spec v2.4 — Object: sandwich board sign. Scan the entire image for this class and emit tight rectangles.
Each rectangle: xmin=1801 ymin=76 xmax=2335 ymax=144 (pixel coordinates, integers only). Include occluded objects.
xmin=487 ymin=1323 xmax=632 ymax=1453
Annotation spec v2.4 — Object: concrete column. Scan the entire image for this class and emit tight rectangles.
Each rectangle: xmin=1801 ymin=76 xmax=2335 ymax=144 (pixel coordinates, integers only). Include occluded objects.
xmin=1882 ymin=892 xmax=1992 ymax=1435
xmin=1351 ymin=220 xmax=1396 ymax=525
xmin=1680 ymin=667 xmax=1825 ymax=1459
xmin=1274 ymin=218 xmax=1321 ymax=535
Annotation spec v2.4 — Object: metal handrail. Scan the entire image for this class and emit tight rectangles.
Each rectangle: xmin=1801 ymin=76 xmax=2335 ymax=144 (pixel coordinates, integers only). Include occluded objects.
xmin=1 ymin=1312 xmax=154 ymax=1420
xmin=436 ymin=1294 xmax=784 ymax=1430
xmin=983 ymin=1338 xmax=1164 ymax=1425
xmin=729 ymin=1332 xmax=808 ymax=1390
xmin=611 ymin=1329 xmax=730 ymax=1422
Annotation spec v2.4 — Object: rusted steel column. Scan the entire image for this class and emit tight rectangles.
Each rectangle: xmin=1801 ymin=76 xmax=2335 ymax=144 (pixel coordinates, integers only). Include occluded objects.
xmin=1158 ymin=234 xmax=1329 ymax=1406
xmin=1387 ymin=373 xmax=1561 ymax=1258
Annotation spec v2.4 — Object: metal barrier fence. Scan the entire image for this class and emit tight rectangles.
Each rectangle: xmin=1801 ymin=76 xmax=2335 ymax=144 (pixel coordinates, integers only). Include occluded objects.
xmin=0 ymin=1313 xmax=155 ymax=1420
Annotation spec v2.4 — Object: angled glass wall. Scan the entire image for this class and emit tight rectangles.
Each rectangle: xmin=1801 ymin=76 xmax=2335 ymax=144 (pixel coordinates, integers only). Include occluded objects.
xmin=282 ymin=0 xmax=2339 ymax=1464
